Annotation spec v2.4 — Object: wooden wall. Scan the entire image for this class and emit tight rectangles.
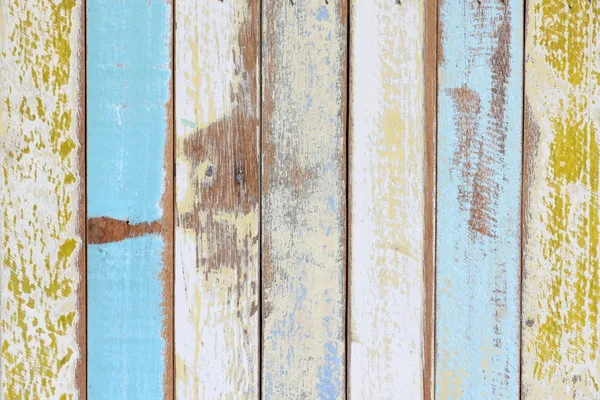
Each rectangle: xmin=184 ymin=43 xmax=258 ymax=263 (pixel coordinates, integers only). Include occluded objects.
xmin=1 ymin=0 xmax=598 ymax=399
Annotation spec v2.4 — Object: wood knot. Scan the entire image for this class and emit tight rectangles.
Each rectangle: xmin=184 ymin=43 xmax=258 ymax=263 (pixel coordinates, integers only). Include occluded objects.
xmin=525 ymin=319 xmax=534 ymax=327
xmin=235 ymin=168 xmax=244 ymax=184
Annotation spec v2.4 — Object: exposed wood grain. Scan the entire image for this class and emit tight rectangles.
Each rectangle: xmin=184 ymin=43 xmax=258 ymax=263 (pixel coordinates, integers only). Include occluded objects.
xmin=424 ymin=0 xmax=438 ymax=397
xmin=0 ymin=0 xmax=85 ymax=397
xmin=262 ymin=1 xmax=347 ymax=398
xmin=88 ymin=217 xmax=162 ymax=244
xmin=174 ymin=0 xmax=260 ymax=397
xmin=522 ymin=1 xmax=600 ymax=398
xmin=435 ymin=0 xmax=523 ymax=398
xmin=348 ymin=0 xmax=425 ymax=398
xmin=86 ymin=0 xmax=173 ymax=397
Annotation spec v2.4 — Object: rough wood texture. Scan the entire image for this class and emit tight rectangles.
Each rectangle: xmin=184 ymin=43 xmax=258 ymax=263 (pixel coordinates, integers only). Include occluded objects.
xmin=435 ymin=0 xmax=523 ymax=398
xmin=174 ymin=0 xmax=260 ymax=397
xmin=261 ymin=1 xmax=347 ymax=398
xmin=0 ymin=0 xmax=85 ymax=397
xmin=86 ymin=0 xmax=173 ymax=397
xmin=348 ymin=0 xmax=425 ymax=398
xmin=522 ymin=1 xmax=600 ymax=398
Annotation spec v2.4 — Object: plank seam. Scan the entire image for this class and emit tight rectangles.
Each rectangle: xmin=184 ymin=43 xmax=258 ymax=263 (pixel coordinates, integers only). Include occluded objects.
xmin=259 ymin=0 xmax=264 ymax=395
xmin=81 ymin=0 xmax=88 ymax=395
xmin=344 ymin=0 xmax=351 ymax=397
xmin=424 ymin=0 xmax=438 ymax=397
xmin=519 ymin=0 xmax=527 ymax=398
xmin=171 ymin=0 xmax=176 ymax=397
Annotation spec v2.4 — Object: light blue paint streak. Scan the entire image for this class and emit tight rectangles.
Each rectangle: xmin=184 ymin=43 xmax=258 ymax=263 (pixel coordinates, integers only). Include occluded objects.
xmin=316 ymin=6 xmax=329 ymax=21
xmin=88 ymin=238 xmax=165 ymax=399
xmin=87 ymin=0 xmax=171 ymax=397
xmin=435 ymin=1 xmax=523 ymax=398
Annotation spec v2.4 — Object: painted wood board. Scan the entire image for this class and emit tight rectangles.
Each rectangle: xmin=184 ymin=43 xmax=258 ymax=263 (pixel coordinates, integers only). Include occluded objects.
xmin=348 ymin=0 xmax=425 ymax=398
xmin=0 ymin=0 xmax=85 ymax=398
xmin=435 ymin=0 xmax=523 ymax=398
xmin=174 ymin=0 xmax=260 ymax=398
xmin=86 ymin=0 xmax=173 ymax=397
xmin=521 ymin=1 xmax=600 ymax=398
xmin=261 ymin=1 xmax=347 ymax=398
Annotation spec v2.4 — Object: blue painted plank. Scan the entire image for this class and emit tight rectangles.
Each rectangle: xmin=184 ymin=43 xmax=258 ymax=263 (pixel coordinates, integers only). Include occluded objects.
xmin=435 ymin=0 xmax=523 ymax=398
xmin=86 ymin=0 xmax=172 ymax=397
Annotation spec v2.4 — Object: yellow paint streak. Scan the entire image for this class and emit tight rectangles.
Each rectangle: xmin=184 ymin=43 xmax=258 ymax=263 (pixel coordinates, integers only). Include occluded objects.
xmin=349 ymin=0 xmax=425 ymax=397
xmin=0 ymin=0 xmax=82 ymax=398
xmin=523 ymin=0 xmax=600 ymax=397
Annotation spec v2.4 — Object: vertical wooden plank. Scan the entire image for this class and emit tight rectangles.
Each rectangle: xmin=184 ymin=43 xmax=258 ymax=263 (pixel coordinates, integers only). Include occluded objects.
xmin=261 ymin=1 xmax=347 ymax=398
xmin=0 ymin=0 xmax=85 ymax=398
xmin=435 ymin=0 xmax=523 ymax=398
xmin=86 ymin=0 xmax=173 ymax=397
xmin=522 ymin=1 xmax=600 ymax=398
xmin=348 ymin=0 xmax=425 ymax=398
xmin=174 ymin=0 xmax=260 ymax=397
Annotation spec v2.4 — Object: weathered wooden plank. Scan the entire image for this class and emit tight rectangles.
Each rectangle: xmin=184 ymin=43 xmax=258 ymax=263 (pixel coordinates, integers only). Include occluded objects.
xmin=86 ymin=0 xmax=173 ymax=397
xmin=262 ymin=1 xmax=347 ymax=398
xmin=0 ymin=0 xmax=85 ymax=398
xmin=435 ymin=0 xmax=523 ymax=398
xmin=348 ymin=0 xmax=425 ymax=398
xmin=522 ymin=1 xmax=600 ymax=398
xmin=174 ymin=0 xmax=260 ymax=397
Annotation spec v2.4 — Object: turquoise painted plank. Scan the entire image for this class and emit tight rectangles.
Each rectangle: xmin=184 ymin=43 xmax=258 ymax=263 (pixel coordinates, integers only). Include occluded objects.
xmin=88 ymin=238 xmax=165 ymax=397
xmin=87 ymin=0 xmax=173 ymax=397
xmin=435 ymin=0 xmax=523 ymax=398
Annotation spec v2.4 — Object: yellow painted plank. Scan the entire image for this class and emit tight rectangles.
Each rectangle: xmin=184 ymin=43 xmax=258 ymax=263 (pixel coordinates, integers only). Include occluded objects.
xmin=522 ymin=0 xmax=600 ymax=398
xmin=348 ymin=0 xmax=426 ymax=397
xmin=174 ymin=0 xmax=260 ymax=397
xmin=0 ymin=0 xmax=85 ymax=398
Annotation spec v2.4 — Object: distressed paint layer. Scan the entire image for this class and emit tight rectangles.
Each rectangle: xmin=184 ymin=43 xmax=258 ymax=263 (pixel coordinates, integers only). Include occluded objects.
xmin=522 ymin=1 xmax=600 ymax=398
xmin=348 ymin=0 xmax=425 ymax=398
xmin=175 ymin=0 xmax=260 ymax=397
xmin=262 ymin=2 xmax=347 ymax=399
xmin=435 ymin=0 xmax=523 ymax=398
xmin=87 ymin=0 xmax=173 ymax=397
xmin=0 ymin=0 xmax=84 ymax=398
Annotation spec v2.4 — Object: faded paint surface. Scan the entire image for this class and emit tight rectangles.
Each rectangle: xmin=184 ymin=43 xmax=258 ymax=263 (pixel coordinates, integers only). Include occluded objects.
xmin=262 ymin=2 xmax=347 ymax=399
xmin=348 ymin=0 xmax=425 ymax=398
xmin=0 ymin=0 xmax=84 ymax=398
xmin=435 ymin=0 xmax=523 ymax=398
xmin=522 ymin=1 xmax=600 ymax=398
xmin=87 ymin=0 xmax=172 ymax=397
xmin=175 ymin=0 xmax=260 ymax=397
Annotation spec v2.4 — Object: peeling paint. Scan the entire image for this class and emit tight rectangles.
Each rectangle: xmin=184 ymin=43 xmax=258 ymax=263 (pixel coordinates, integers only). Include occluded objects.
xmin=436 ymin=0 xmax=523 ymax=397
xmin=0 ymin=0 xmax=83 ymax=397
xmin=348 ymin=0 xmax=425 ymax=397
xmin=522 ymin=1 xmax=600 ymax=398
xmin=175 ymin=0 xmax=260 ymax=397
xmin=262 ymin=0 xmax=346 ymax=397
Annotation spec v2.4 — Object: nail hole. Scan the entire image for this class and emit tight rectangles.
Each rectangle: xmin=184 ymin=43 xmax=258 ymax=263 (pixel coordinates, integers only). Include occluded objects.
xmin=525 ymin=319 xmax=534 ymax=327
xmin=205 ymin=165 xmax=214 ymax=177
